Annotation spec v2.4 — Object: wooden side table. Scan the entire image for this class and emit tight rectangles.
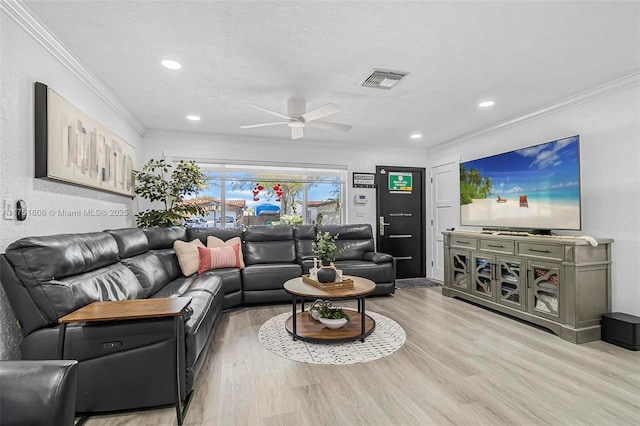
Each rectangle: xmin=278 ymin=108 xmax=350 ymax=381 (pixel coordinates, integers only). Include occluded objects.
xmin=58 ymin=297 xmax=192 ymax=425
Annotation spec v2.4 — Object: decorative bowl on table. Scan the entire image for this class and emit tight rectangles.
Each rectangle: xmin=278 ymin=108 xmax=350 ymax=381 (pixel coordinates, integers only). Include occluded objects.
xmin=319 ymin=317 xmax=348 ymax=329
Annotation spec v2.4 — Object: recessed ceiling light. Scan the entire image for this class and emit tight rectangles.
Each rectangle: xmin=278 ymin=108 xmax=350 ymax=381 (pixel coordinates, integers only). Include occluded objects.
xmin=478 ymin=100 xmax=495 ymax=108
xmin=161 ymin=59 xmax=181 ymax=70
xmin=410 ymin=133 xmax=422 ymax=139
xmin=186 ymin=115 xmax=200 ymax=121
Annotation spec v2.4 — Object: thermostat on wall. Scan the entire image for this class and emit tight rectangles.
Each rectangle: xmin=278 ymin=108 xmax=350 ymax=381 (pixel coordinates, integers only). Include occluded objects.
xmin=354 ymin=194 xmax=367 ymax=205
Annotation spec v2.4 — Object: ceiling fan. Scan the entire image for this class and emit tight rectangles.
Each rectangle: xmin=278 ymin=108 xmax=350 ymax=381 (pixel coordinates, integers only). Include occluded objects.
xmin=240 ymin=99 xmax=352 ymax=140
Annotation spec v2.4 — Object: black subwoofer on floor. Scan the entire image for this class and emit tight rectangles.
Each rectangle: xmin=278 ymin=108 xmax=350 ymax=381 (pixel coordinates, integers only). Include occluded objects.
xmin=601 ymin=312 xmax=640 ymax=351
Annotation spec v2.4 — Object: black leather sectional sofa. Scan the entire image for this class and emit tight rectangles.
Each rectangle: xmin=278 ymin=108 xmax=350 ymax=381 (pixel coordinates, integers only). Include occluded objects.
xmin=0 ymin=360 xmax=79 ymax=426
xmin=0 ymin=223 xmax=395 ymax=416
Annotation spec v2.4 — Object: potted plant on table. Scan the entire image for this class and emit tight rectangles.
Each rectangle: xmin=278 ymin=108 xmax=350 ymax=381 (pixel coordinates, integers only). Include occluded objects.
xmin=318 ymin=304 xmax=350 ymax=329
xmin=312 ymin=231 xmax=339 ymax=283
xmin=309 ymin=300 xmax=350 ymax=329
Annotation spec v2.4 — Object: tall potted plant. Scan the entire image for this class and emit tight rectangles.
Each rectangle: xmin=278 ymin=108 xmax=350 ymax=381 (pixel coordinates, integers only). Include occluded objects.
xmin=312 ymin=231 xmax=339 ymax=282
xmin=133 ymin=159 xmax=207 ymax=227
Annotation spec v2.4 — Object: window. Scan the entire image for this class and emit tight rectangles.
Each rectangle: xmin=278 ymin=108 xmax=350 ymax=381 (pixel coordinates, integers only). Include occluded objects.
xmin=183 ymin=162 xmax=345 ymax=228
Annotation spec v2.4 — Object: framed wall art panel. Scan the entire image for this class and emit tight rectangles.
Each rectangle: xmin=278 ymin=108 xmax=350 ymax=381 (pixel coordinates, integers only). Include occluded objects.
xmin=34 ymin=82 xmax=135 ymax=197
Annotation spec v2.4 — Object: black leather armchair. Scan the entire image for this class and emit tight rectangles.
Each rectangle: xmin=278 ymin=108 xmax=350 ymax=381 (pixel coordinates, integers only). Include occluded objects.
xmin=0 ymin=360 xmax=78 ymax=426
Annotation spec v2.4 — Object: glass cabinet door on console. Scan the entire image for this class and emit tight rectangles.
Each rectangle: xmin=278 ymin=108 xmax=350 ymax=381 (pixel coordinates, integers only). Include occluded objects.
xmin=472 ymin=254 xmax=494 ymax=300
xmin=450 ymin=249 xmax=470 ymax=292
xmin=497 ymin=258 xmax=525 ymax=311
xmin=527 ymin=261 xmax=562 ymax=321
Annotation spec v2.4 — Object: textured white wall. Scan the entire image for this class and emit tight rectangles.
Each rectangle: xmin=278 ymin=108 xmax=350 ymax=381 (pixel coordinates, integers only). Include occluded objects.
xmin=426 ymin=86 xmax=640 ymax=316
xmin=142 ymin=130 xmax=428 ymax=229
xmin=0 ymin=14 xmax=142 ymax=359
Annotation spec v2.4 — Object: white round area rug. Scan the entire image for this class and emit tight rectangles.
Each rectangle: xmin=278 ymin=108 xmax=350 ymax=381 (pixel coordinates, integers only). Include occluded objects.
xmin=258 ymin=311 xmax=406 ymax=365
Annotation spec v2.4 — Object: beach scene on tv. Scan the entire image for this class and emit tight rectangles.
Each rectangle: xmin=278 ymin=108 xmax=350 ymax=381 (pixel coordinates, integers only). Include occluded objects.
xmin=460 ymin=135 xmax=581 ymax=231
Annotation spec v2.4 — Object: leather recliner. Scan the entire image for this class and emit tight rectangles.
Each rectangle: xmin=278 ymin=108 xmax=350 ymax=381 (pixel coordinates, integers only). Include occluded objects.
xmin=0 ymin=360 xmax=78 ymax=426
xmin=241 ymin=225 xmax=303 ymax=304
xmin=317 ymin=224 xmax=396 ymax=296
xmin=1 ymin=229 xmax=224 ymax=414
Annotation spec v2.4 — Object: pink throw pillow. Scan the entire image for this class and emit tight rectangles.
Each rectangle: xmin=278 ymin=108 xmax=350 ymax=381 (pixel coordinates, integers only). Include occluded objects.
xmin=198 ymin=244 xmax=241 ymax=274
xmin=207 ymin=236 xmax=245 ymax=268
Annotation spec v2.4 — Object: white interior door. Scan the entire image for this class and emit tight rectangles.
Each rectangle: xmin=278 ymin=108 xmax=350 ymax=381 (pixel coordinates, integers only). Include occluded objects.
xmin=430 ymin=161 xmax=459 ymax=281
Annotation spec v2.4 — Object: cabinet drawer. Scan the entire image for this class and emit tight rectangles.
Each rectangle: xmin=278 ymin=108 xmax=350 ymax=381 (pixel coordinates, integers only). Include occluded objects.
xmin=517 ymin=242 xmax=564 ymax=261
xmin=479 ymin=239 xmax=514 ymax=254
xmin=450 ymin=235 xmax=477 ymax=249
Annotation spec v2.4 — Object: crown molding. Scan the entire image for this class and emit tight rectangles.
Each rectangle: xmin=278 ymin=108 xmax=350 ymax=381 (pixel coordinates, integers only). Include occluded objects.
xmin=431 ymin=71 xmax=640 ymax=153
xmin=1 ymin=0 xmax=147 ymax=135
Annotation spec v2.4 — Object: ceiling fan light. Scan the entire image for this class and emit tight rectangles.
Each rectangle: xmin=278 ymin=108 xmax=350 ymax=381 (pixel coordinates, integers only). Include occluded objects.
xmin=288 ymin=121 xmax=305 ymax=128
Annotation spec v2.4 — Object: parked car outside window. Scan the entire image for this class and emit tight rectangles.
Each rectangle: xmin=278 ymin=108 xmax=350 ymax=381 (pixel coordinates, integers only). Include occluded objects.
xmin=185 ymin=217 xmax=215 ymax=228
xmin=215 ymin=215 xmax=237 ymax=227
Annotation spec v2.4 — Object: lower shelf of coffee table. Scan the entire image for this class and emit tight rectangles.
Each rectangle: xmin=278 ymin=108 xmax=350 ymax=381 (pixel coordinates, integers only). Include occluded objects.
xmin=285 ymin=310 xmax=375 ymax=343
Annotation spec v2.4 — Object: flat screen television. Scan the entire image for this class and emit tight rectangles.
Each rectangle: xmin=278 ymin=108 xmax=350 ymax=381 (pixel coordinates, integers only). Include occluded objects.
xmin=460 ymin=135 xmax=581 ymax=233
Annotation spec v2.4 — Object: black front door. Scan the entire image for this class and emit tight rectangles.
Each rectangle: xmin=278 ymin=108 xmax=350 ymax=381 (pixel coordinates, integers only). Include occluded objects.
xmin=376 ymin=166 xmax=426 ymax=279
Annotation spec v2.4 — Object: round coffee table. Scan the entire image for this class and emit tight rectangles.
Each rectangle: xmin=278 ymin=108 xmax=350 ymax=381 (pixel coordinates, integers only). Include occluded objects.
xmin=283 ymin=275 xmax=376 ymax=343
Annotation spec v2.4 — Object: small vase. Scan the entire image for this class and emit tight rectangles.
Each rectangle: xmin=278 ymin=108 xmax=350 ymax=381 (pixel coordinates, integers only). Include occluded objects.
xmin=317 ymin=265 xmax=336 ymax=283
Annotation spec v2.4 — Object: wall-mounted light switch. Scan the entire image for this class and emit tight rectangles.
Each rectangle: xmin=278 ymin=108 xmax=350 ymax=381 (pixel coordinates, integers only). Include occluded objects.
xmin=16 ymin=200 xmax=27 ymax=221
xmin=3 ymin=199 xmax=14 ymax=220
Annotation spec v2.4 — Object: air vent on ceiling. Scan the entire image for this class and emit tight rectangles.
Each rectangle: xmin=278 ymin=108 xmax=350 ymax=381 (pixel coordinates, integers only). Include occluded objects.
xmin=360 ymin=69 xmax=409 ymax=90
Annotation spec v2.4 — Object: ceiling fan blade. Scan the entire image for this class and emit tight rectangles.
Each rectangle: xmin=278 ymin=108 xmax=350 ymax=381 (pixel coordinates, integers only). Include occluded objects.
xmin=240 ymin=122 xmax=289 ymax=129
xmin=248 ymin=104 xmax=292 ymax=120
xmin=301 ymin=103 xmax=341 ymax=122
xmin=291 ymin=127 xmax=304 ymax=140
xmin=305 ymin=121 xmax=352 ymax=132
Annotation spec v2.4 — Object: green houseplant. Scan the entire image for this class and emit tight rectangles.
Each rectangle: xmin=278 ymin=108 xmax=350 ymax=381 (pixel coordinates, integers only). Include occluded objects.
xmin=308 ymin=300 xmax=349 ymax=329
xmin=318 ymin=303 xmax=349 ymax=329
xmin=312 ymin=231 xmax=339 ymax=265
xmin=312 ymin=231 xmax=340 ymax=283
xmin=132 ymin=159 xmax=207 ymax=227
xmin=318 ymin=304 xmax=349 ymax=320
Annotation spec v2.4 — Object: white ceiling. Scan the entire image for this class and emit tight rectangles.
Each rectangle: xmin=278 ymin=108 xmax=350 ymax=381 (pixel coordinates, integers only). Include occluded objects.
xmin=22 ymin=1 xmax=640 ymax=148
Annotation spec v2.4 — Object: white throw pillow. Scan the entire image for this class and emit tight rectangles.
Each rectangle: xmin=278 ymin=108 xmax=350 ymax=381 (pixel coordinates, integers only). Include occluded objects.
xmin=173 ymin=239 xmax=205 ymax=276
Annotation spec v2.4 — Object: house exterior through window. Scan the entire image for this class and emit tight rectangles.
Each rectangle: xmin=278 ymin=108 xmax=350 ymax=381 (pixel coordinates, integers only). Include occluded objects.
xmin=183 ymin=162 xmax=346 ymax=228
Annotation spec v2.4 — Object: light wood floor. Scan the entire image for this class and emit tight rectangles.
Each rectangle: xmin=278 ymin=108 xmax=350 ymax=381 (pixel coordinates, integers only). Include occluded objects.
xmin=84 ymin=286 xmax=640 ymax=425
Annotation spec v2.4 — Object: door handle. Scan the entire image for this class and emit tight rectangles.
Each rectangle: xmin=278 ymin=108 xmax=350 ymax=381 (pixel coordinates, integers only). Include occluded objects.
xmin=379 ymin=216 xmax=390 ymax=236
